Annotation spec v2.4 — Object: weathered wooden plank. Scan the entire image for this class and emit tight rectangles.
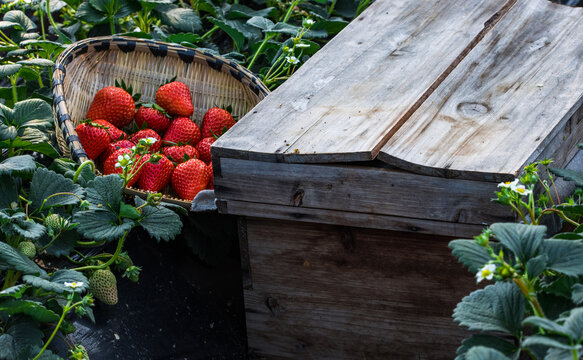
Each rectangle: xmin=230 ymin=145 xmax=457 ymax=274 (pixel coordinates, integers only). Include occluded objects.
xmin=221 ymin=200 xmax=488 ymax=238
xmin=214 ymin=158 xmax=513 ymax=225
xmin=243 ymin=218 xmax=477 ymax=359
xmin=379 ymin=0 xmax=583 ymax=181
xmin=213 ymin=0 xmax=511 ymax=163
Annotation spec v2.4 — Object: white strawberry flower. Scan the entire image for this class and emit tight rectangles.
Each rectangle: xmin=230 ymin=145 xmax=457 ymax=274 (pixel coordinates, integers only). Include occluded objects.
xmin=476 ymin=263 xmax=496 ymax=283
xmin=498 ymin=179 xmax=519 ymax=189
xmin=286 ymin=56 xmax=300 ymax=65
xmin=511 ymin=184 xmax=532 ymax=197
xmin=115 ymin=154 xmax=133 ymax=169
xmin=64 ymin=282 xmax=84 ymax=289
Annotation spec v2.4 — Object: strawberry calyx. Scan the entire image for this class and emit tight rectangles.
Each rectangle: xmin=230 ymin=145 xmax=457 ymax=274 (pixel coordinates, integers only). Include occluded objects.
xmin=114 ymin=78 xmax=142 ymax=104
xmin=161 ymin=75 xmax=178 ymax=86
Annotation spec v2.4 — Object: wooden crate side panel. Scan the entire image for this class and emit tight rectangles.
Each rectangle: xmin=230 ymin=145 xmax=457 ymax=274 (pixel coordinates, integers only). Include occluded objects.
xmin=379 ymin=0 xmax=583 ymax=180
xmin=214 ymin=158 xmax=513 ymax=225
xmin=243 ymin=219 xmax=477 ymax=359
xmin=212 ymin=0 xmax=511 ymax=163
xmin=222 ymin=199 xmax=487 ymax=238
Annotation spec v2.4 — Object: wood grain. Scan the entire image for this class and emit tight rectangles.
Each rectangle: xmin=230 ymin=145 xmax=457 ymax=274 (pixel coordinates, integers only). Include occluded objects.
xmin=379 ymin=0 xmax=583 ymax=181
xmin=213 ymin=0 xmax=511 ymax=163
xmin=214 ymin=158 xmax=514 ymax=226
xmin=242 ymin=218 xmax=478 ymax=359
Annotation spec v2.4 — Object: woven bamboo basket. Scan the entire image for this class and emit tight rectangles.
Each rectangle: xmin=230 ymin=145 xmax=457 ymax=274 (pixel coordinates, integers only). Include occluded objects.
xmin=52 ymin=36 xmax=269 ymax=207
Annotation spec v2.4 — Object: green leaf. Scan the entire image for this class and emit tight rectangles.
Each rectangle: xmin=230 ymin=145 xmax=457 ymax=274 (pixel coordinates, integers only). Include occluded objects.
xmin=304 ymin=28 xmax=328 ymax=39
xmin=0 ymin=21 xmax=20 ymax=30
xmin=17 ymin=66 xmax=40 ymax=81
xmin=550 ymin=168 xmax=583 ymax=187
xmin=16 ymin=58 xmax=55 ymax=67
xmin=564 ymin=307 xmax=583 ymax=341
xmin=155 ymin=5 xmax=202 ymax=33
xmin=523 ymin=316 xmax=570 ymax=336
xmin=134 ymin=196 xmax=182 ymax=242
xmin=165 ymin=33 xmax=201 ymax=45
xmin=196 ymin=0 xmax=218 ymax=16
xmin=40 ymin=0 xmax=68 ymax=12
xmin=227 ymin=5 xmax=276 ymax=19
xmin=0 ymin=174 xmax=18 ymax=209
xmin=456 ymin=335 xmax=518 ymax=358
xmin=572 ymin=284 xmax=583 ymax=305
xmin=552 ymin=231 xmax=583 ymax=240
xmin=332 ymin=0 xmax=358 ymax=18
xmin=29 ymin=168 xmax=84 ymax=211
xmin=0 ymin=155 xmax=36 ymax=175
xmin=74 ymin=209 xmax=133 ymax=241
xmin=522 ymin=335 xmax=574 ymax=351
xmin=0 ymin=298 xmax=60 ymax=322
xmin=23 ymin=269 xmax=88 ymax=294
xmin=0 ymin=85 xmax=27 ymax=107
xmin=545 ymin=239 xmax=583 ymax=276
xmin=208 ymin=17 xmax=246 ymax=50
xmin=0 ymin=212 xmax=47 ymax=240
xmin=12 ymin=99 xmax=53 ymax=130
xmin=554 ymin=205 xmax=583 ymax=221
xmin=37 ymin=230 xmax=78 ymax=257
xmin=449 ymin=239 xmax=492 ymax=273
xmin=119 ymin=203 xmax=141 ymax=220
xmin=311 ymin=18 xmax=349 ymax=35
xmin=85 ymin=175 xmax=123 ymax=213
xmin=526 ymin=255 xmax=547 ymax=278
xmin=453 ymin=282 xmax=525 ymax=336
xmin=542 ymin=276 xmax=577 ymax=299
xmin=268 ymin=22 xmax=301 ymax=36
xmin=0 ymin=334 xmax=16 ymax=360
xmin=246 ymin=16 xmax=275 ymax=31
xmin=0 ymin=139 xmax=60 ymax=159
xmin=0 ymin=284 xmax=27 ymax=298
xmin=5 ymin=316 xmax=44 ymax=352
xmin=465 ymin=346 xmax=512 ymax=360
xmin=3 ymin=10 xmax=36 ymax=32
xmin=75 ymin=2 xmax=108 ymax=23
xmin=491 ymin=223 xmax=546 ymax=263
xmin=0 ymin=64 xmax=22 ymax=77
xmin=0 ymin=241 xmax=46 ymax=277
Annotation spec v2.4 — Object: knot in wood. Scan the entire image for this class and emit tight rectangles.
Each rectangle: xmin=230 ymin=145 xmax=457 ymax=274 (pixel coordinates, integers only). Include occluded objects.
xmin=265 ymin=296 xmax=283 ymax=316
xmin=290 ymin=189 xmax=304 ymax=207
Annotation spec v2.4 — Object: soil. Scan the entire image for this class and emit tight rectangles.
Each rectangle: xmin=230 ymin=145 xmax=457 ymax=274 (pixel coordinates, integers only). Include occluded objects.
xmin=52 ymin=213 xmax=248 ymax=360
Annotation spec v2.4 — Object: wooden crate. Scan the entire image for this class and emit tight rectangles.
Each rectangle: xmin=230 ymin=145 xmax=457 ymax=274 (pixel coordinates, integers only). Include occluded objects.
xmin=212 ymin=0 xmax=583 ymax=358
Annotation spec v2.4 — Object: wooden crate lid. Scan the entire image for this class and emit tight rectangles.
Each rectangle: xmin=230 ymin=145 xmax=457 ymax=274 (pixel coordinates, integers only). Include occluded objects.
xmin=213 ymin=0 xmax=583 ymax=182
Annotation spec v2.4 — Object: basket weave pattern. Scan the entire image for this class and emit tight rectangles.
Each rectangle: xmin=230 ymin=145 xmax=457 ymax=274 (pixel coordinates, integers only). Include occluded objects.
xmin=52 ymin=36 xmax=269 ymax=205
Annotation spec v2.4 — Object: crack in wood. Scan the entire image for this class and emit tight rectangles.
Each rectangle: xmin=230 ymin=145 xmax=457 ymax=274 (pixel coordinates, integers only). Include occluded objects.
xmin=372 ymin=0 xmax=519 ymax=160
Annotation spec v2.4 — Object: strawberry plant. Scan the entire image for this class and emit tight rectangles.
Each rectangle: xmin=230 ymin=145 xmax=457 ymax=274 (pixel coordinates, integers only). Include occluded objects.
xmin=450 ymin=156 xmax=583 ymax=359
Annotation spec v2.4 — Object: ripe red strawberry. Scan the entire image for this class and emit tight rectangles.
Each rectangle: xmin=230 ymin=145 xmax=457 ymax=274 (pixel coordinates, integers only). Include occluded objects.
xmin=138 ymin=155 xmax=174 ymax=192
xmin=201 ymin=107 xmax=235 ymax=138
xmin=162 ymin=117 xmax=201 ymax=146
xmin=129 ymin=129 xmax=162 ymax=153
xmin=134 ymin=104 xmax=171 ymax=133
xmin=99 ymin=139 xmax=134 ymax=165
xmin=155 ymin=81 xmax=193 ymax=117
xmin=86 ymin=87 xmax=135 ymax=128
xmin=206 ymin=163 xmax=214 ymax=190
xmin=103 ymin=148 xmax=149 ymax=187
xmin=195 ymin=137 xmax=215 ymax=164
xmin=162 ymin=145 xmax=199 ymax=164
xmin=171 ymin=159 xmax=209 ymax=201
xmin=76 ymin=120 xmax=110 ymax=160
xmin=93 ymin=119 xmax=127 ymax=142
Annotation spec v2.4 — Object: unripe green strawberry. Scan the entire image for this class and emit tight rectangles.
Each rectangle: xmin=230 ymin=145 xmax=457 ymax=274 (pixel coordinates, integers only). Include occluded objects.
xmin=17 ymin=241 xmax=36 ymax=258
xmin=155 ymin=81 xmax=193 ymax=117
xmin=86 ymin=86 xmax=135 ymax=128
xmin=44 ymin=213 xmax=64 ymax=232
xmin=171 ymin=158 xmax=209 ymax=201
xmin=89 ymin=269 xmax=118 ymax=305
xmin=201 ymin=107 xmax=235 ymax=138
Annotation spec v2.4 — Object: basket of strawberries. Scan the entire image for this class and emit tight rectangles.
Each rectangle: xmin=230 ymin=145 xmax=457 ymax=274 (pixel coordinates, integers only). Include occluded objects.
xmin=52 ymin=36 xmax=269 ymax=208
